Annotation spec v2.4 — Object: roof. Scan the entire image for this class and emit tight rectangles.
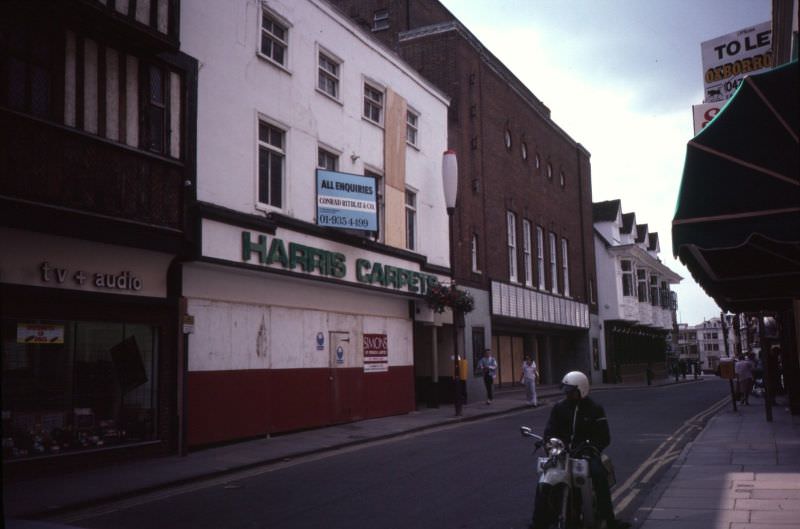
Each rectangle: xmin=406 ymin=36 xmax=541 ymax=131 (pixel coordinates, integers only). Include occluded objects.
xmin=636 ymin=224 xmax=648 ymax=243
xmin=621 ymin=213 xmax=636 ymax=234
xmin=648 ymin=232 xmax=659 ymax=251
xmin=592 ymin=199 xmax=621 ymax=222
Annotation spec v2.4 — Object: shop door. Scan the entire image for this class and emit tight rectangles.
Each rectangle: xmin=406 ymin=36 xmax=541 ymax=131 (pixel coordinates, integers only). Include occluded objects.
xmin=329 ymin=331 xmax=351 ymax=424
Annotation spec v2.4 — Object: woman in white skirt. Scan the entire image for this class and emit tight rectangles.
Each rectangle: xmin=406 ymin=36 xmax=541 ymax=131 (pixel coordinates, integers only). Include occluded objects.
xmin=521 ymin=355 xmax=540 ymax=406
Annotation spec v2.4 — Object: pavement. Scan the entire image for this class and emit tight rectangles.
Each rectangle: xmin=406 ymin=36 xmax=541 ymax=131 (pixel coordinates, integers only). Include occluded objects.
xmin=637 ymin=394 xmax=800 ymax=529
xmin=4 ymin=375 xmax=798 ymax=529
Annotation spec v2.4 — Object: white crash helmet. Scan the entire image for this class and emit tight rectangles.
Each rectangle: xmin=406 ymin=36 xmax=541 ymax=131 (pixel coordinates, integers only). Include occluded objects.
xmin=561 ymin=371 xmax=590 ymax=398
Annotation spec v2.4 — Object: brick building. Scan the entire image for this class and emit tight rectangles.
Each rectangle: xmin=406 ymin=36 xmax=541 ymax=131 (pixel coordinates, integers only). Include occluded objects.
xmin=330 ymin=0 xmax=599 ymax=398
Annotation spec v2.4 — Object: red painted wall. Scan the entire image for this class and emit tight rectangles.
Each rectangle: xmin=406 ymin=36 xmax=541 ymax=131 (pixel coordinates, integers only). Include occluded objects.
xmin=187 ymin=366 xmax=415 ymax=447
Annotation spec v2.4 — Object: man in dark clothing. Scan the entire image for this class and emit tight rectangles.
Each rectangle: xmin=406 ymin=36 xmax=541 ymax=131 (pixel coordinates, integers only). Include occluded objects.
xmin=531 ymin=371 xmax=629 ymax=529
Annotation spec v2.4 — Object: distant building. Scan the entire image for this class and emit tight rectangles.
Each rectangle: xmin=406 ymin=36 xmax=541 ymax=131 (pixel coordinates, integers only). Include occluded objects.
xmin=592 ymin=200 xmax=681 ymax=383
xmin=694 ymin=318 xmax=727 ymax=371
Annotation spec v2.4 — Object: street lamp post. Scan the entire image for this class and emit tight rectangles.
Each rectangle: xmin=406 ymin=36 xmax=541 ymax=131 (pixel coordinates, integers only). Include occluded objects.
xmin=442 ymin=150 xmax=462 ymax=417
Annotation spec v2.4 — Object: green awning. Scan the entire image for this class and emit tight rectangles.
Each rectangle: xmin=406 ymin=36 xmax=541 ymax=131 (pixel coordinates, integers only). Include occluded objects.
xmin=672 ymin=61 xmax=799 ymax=312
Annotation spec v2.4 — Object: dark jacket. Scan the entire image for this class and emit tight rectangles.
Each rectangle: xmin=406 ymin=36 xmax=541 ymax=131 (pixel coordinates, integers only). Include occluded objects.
xmin=543 ymin=396 xmax=610 ymax=451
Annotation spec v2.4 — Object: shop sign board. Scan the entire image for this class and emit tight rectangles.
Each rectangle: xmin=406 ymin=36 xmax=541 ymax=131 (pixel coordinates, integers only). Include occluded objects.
xmin=316 ymin=170 xmax=377 ymax=231
xmin=363 ymin=333 xmax=388 ymax=373
xmin=692 ymin=101 xmax=725 ymax=135
xmin=701 ymin=21 xmax=772 ymax=102
xmin=17 ymin=323 xmax=65 ymax=344
xmin=241 ymin=230 xmax=440 ymax=295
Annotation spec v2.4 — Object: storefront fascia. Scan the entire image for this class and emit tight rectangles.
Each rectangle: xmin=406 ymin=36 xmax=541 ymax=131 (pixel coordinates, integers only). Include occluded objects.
xmin=182 ymin=218 xmax=451 ymax=446
xmin=1 ymin=227 xmax=178 ymax=467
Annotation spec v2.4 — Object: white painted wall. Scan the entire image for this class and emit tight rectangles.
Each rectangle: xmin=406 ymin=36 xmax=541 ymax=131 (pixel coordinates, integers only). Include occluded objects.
xmin=181 ymin=0 xmax=450 ymax=268
xmin=185 ymin=263 xmax=413 ymax=372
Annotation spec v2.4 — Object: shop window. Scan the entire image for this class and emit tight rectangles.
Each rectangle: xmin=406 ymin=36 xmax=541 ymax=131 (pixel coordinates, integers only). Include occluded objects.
xmin=2 ymin=319 xmax=157 ymax=460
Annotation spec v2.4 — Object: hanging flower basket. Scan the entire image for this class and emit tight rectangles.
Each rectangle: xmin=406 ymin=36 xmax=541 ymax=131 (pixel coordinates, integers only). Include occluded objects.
xmin=424 ymin=282 xmax=475 ymax=314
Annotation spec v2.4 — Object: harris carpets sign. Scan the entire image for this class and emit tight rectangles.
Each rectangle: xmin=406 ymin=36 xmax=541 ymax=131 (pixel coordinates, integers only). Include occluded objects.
xmin=241 ymin=231 xmax=438 ymax=294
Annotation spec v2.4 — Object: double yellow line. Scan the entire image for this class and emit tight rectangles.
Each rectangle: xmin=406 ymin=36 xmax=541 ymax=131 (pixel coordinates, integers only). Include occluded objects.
xmin=611 ymin=395 xmax=730 ymax=513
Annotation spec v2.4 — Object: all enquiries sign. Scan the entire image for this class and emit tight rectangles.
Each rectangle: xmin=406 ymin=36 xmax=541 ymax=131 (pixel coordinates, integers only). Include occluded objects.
xmin=316 ymin=170 xmax=377 ymax=231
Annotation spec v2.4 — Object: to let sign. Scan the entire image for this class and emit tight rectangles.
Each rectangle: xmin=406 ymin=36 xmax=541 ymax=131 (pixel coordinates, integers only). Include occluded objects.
xmin=363 ymin=333 xmax=388 ymax=373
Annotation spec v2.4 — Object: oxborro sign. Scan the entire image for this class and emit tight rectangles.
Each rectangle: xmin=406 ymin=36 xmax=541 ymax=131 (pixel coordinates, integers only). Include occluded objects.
xmin=701 ymin=21 xmax=772 ymax=102
xmin=241 ymin=231 xmax=438 ymax=294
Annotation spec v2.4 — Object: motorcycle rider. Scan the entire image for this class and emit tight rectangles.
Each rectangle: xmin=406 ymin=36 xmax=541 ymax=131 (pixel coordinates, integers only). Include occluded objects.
xmin=531 ymin=371 xmax=629 ymax=529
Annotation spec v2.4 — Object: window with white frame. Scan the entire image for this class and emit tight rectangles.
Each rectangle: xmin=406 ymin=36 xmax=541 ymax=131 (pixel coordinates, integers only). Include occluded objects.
xmin=471 ymin=234 xmax=480 ymax=273
xmin=366 ymin=169 xmax=383 ymax=241
xmin=637 ymin=269 xmax=648 ymax=303
xmin=258 ymin=120 xmax=284 ymax=208
xmin=536 ymin=226 xmax=545 ymax=289
xmin=649 ymin=275 xmax=659 ymax=306
xmin=317 ymin=147 xmax=338 ymax=171
xmin=621 ymin=260 xmax=634 ymax=297
xmin=561 ymin=238 xmax=570 ymax=297
xmin=260 ymin=10 xmax=288 ymax=67
xmin=317 ymin=51 xmax=340 ymax=99
xmin=523 ymin=220 xmax=532 ymax=286
xmin=363 ymin=82 xmax=383 ymax=125
xmin=507 ymin=211 xmax=517 ymax=282
xmin=405 ymin=188 xmax=417 ymax=251
xmin=549 ymin=232 xmax=558 ymax=293
xmin=406 ymin=109 xmax=419 ymax=146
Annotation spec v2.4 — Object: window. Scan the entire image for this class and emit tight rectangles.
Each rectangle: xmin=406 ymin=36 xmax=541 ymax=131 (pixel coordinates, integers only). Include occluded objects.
xmin=560 ymin=170 xmax=565 ymax=187
xmin=405 ymin=188 xmax=416 ymax=251
xmin=521 ymin=142 xmax=528 ymax=160
xmin=621 ymin=260 xmax=634 ymax=297
xmin=406 ymin=110 xmax=419 ymax=146
xmin=522 ymin=220 xmax=532 ymax=286
xmin=535 ymin=153 xmax=541 ymax=170
xmin=317 ymin=51 xmax=340 ymax=99
xmin=373 ymin=9 xmax=389 ymax=31
xmin=561 ymin=239 xmax=570 ymax=297
xmin=546 ymin=163 xmax=553 ymax=180
xmin=1 ymin=23 xmax=54 ymax=118
xmin=471 ymin=327 xmax=485 ymax=374
xmin=258 ymin=120 xmax=284 ymax=208
xmin=317 ymin=147 xmax=338 ymax=171
xmin=504 ymin=130 xmax=512 ymax=150
xmin=507 ymin=211 xmax=517 ymax=282
xmin=471 ymin=234 xmax=480 ymax=273
xmin=637 ymin=269 xmax=648 ymax=303
xmin=144 ymin=64 xmax=167 ymax=153
xmin=649 ymin=275 xmax=659 ymax=306
xmin=366 ymin=169 xmax=384 ymax=241
xmin=260 ymin=10 xmax=288 ymax=67
xmin=549 ymin=232 xmax=558 ymax=293
xmin=536 ymin=226 xmax=545 ymax=289
xmin=363 ymin=82 xmax=383 ymax=125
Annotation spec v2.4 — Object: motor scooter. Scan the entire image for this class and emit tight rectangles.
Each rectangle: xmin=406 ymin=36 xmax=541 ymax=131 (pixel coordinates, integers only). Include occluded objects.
xmin=521 ymin=426 xmax=615 ymax=529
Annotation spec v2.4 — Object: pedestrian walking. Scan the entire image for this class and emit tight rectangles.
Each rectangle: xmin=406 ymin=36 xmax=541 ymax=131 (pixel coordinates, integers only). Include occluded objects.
xmin=520 ymin=355 xmax=540 ymax=406
xmin=735 ymin=353 xmax=755 ymax=405
xmin=477 ymin=349 xmax=498 ymax=404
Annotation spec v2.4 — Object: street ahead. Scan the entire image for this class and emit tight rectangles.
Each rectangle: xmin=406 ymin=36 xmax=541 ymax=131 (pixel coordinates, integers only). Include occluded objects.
xmin=59 ymin=378 xmax=729 ymax=529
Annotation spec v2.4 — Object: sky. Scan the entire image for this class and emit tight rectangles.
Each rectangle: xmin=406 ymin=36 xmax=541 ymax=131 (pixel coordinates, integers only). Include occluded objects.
xmin=439 ymin=0 xmax=772 ymax=325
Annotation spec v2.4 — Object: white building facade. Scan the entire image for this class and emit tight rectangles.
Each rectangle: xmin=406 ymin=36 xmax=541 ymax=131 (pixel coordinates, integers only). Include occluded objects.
xmin=180 ymin=0 xmax=451 ymax=446
xmin=592 ymin=200 xmax=682 ymax=383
